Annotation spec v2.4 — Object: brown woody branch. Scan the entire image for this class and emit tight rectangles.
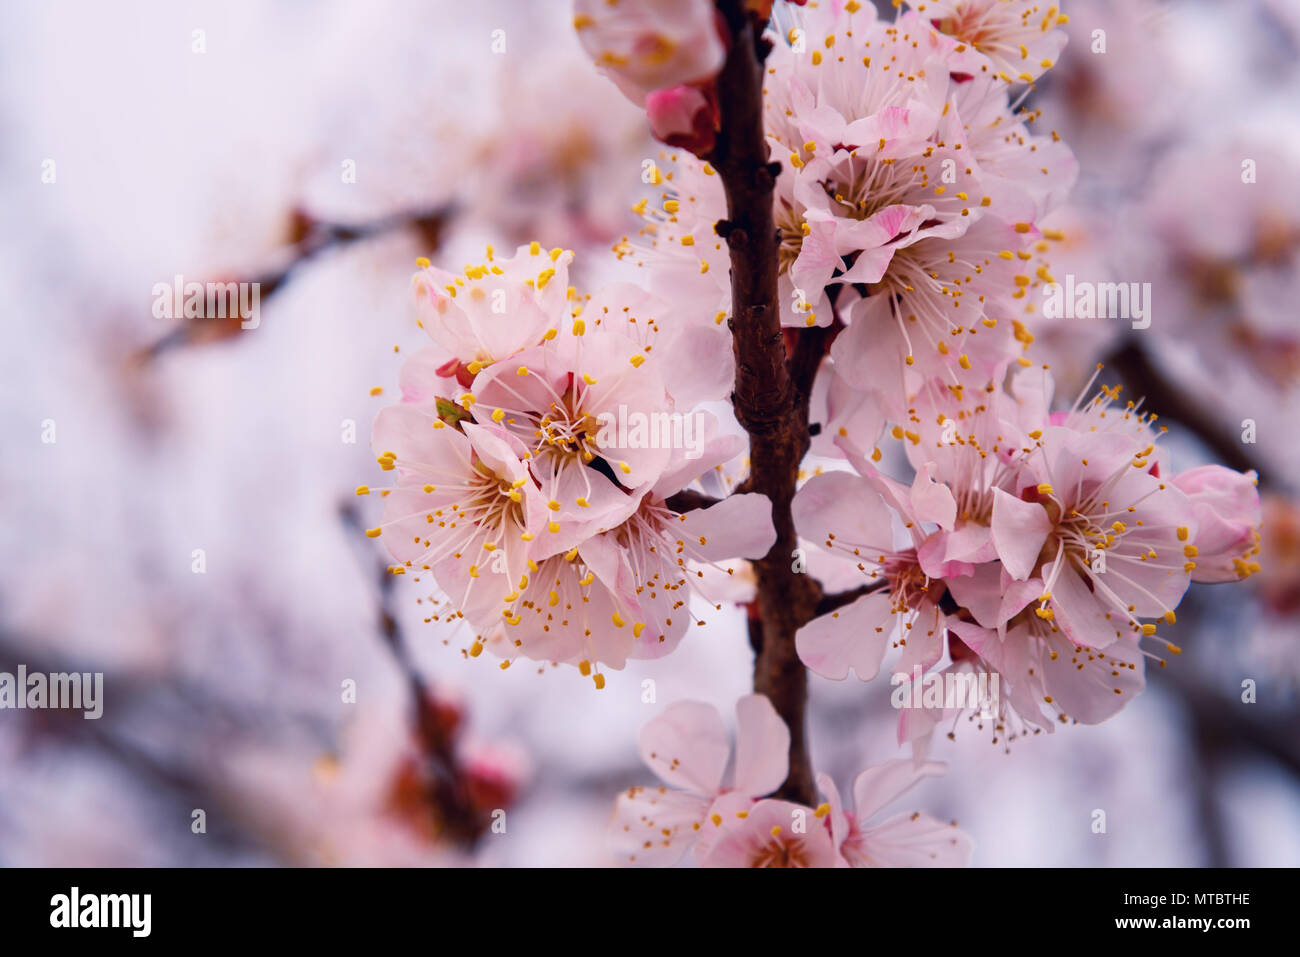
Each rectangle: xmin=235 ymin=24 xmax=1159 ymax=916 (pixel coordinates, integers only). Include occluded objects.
xmin=664 ymin=489 xmax=721 ymax=513
xmin=815 ymin=579 xmax=889 ymax=617
xmin=710 ymin=0 xmax=825 ymax=805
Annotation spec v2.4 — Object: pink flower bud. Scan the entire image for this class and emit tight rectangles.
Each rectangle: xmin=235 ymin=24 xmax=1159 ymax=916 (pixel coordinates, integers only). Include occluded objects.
xmin=645 ymin=84 xmax=717 ymax=156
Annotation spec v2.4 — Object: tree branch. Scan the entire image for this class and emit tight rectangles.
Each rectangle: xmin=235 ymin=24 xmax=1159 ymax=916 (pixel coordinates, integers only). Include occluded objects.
xmin=664 ymin=489 xmax=721 ymax=513
xmin=710 ymin=0 xmax=821 ymax=805
xmin=139 ymin=203 xmax=452 ymax=361
xmin=815 ymin=579 xmax=889 ymax=617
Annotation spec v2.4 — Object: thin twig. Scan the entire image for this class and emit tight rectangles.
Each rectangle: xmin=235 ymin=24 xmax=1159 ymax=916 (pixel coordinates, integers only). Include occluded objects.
xmin=139 ymin=204 xmax=453 ymax=361
xmin=338 ymin=501 xmax=486 ymax=847
xmin=815 ymin=579 xmax=889 ymax=617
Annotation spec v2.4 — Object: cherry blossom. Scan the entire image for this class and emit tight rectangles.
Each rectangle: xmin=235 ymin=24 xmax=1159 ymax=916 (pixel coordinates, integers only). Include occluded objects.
xmin=573 ymin=0 xmax=726 ymax=106
xmin=353 ymin=0 xmax=1275 ymax=868
xmin=482 ymin=488 xmax=775 ymax=676
xmin=793 ymin=356 xmax=1263 ymax=749
xmin=366 ymin=410 xmax=547 ymax=624
xmin=902 ymin=0 xmax=1070 ymax=85
xmin=410 ymin=241 xmax=575 ymax=391
xmin=611 ymin=695 xmax=970 ymax=868
xmin=697 ymin=797 xmax=839 ymax=867
xmin=609 ymin=695 xmax=791 ymax=866
xmin=817 ymin=760 xmax=972 ymax=867
xmin=792 ymin=467 xmax=952 ymax=683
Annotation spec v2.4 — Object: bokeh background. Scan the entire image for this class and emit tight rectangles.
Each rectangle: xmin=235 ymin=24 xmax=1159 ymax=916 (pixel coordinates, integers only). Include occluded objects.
xmin=1 ymin=0 xmax=1297 ymax=866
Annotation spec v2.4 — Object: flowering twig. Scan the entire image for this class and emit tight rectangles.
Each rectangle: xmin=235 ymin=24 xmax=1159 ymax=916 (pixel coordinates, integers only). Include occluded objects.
xmin=710 ymin=0 xmax=821 ymax=805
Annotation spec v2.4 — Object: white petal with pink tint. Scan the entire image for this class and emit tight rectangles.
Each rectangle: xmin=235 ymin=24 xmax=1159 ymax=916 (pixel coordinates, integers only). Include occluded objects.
xmin=853 ymin=812 xmax=973 ymax=868
xmin=676 ymin=493 xmax=776 ymax=562
xmin=608 ymin=786 xmax=711 ymax=867
xmin=732 ymin=694 xmax=790 ymax=798
xmin=699 ymin=799 xmax=837 ymax=868
xmin=991 ymin=486 xmax=1052 ymax=581
xmin=852 ymin=759 xmax=946 ymax=822
xmin=637 ymin=701 xmax=729 ymax=795
xmin=796 ymin=591 xmax=894 ymax=681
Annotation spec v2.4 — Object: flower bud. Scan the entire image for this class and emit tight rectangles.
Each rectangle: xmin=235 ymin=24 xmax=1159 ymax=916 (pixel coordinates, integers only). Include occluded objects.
xmin=645 ymin=84 xmax=718 ymax=156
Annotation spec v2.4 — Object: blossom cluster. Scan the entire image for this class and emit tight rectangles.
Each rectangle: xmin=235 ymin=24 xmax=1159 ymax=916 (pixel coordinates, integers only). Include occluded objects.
xmin=363 ymin=241 xmax=774 ymax=684
xmin=624 ymin=0 xmax=1076 ymax=382
xmin=611 ymin=695 xmax=971 ymax=867
xmin=364 ymin=0 xmax=1267 ymax=867
xmin=796 ymin=363 xmax=1260 ymax=753
xmin=610 ymin=0 xmax=1261 ymax=747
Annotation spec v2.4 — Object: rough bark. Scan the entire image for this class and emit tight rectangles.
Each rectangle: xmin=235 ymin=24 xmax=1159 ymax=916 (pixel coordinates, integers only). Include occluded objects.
xmin=710 ymin=0 xmax=823 ymax=805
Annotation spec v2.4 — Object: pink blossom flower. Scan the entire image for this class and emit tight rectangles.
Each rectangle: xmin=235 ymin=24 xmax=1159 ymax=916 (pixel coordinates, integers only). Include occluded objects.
xmin=624 ymin=3 xmax=1073 ymax=350
xmin=411 ymin=242 xmax=575 ymax=385
xmin=827 ymin=216 xmax=1028 ymax=392
xmin=1005 ymin=207 xmax=1123 ymax=396
xmin=903 ymin=0 xmax=1069 ymax=84
xmin=468 ymin=280 xmax=734 ymax=536
xmin=792 ymin=467 xmax=954 ymax=683
xmin=804 ymin=360 xmax=1264 ymax=747
xmin=762 ymin=3 xmax=1072 ymax=400
xmin=616 ymin=149 xmax=734 ymax=328
xmin=817 ymin=760 xmax=973 ymax=867
xmin=697 ymin=798 xmax=839 ymax=868
xmin=609 ymin=695 xmax=791 ymax=866
xmin=613 ymin=697 xmax=971 ymax=868
xmin=991 ymin=384 xmax=1196 ymax=652
xmin=469 ymin=330 xmax=679 ymax=534
xmin=698 ymin=761 xmax=972 ymax=867
xmin=944 ymin=69 xmax=1078 ymax=219
xmin=1172 ymin=465 xmax=1263 ymax=583
xmin=573 ymin=0 xmax=725 ymax=106
xmin=366 ymin=410 xmax=547 ymax=623
xmin=384 ymin=246 xmax=767 ymax=676
xmin=483 ymin=488 xmax=775 ymax=675
xmin=943 ymin=602 xmax=1146 ymax=736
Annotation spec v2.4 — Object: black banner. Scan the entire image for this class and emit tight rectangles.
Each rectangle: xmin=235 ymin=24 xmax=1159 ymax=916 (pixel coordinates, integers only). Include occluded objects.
xmin=0 ymin=867 xmax=1283 ymax=942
